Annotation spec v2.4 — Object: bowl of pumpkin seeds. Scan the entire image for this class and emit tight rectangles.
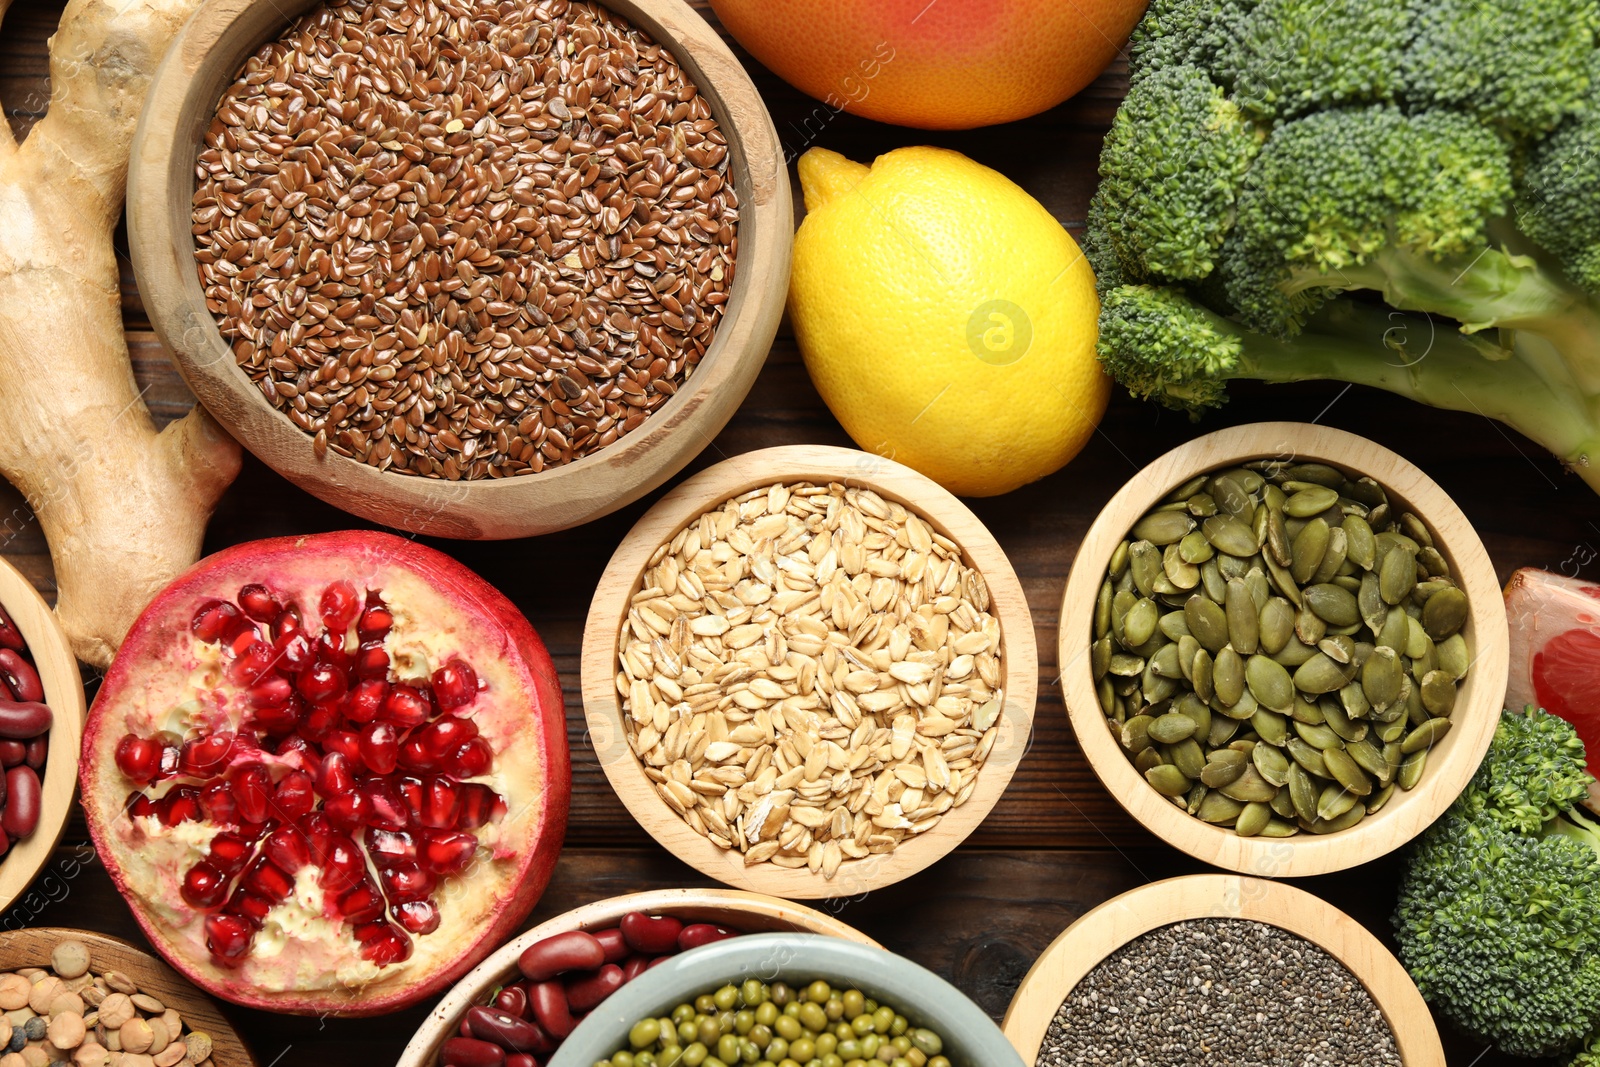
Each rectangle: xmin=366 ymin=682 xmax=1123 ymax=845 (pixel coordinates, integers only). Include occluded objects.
xmin=1059 ymin=423 xmax=1508 ymax=877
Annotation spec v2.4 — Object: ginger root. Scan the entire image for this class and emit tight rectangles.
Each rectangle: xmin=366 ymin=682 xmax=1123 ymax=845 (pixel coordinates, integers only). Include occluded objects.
xmin=0 ymin=0 xmax=241 ymax=667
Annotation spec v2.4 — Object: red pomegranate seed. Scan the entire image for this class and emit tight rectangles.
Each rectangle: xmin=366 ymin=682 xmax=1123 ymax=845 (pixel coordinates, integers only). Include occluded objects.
xmin=250 ymin=699 xmax=302 ymax=736
xmin=297 ymin=663 xmax=348 ymax=704
xmin=317 ymin=630 xmax=353 ymax=673
xmin=199 ymin=782 xmax=238 ymax=825
xmin=383 ymin=686 xmax=432 ymax=728
xmin=115 ymin=736 xmax=164 ymax=784
xmin=301 ymin=813 xmax=336 ymax=864
xmin=315 ymin=752 xmax=356 ymax=798
xmin=346 ymin=679 xmax=389 ymax=724
xmin=263 ymin=825 xmax=311 ymax=873
xmin=419 ymin=717 xmax=478 ymax=762
xmin=422 ymin=830 xmax=477 ymax=875
xmin=398 ymin=736 xmax=439 ymax=774
xmin=337 ymin=881 xmax=385 ymax=924
xmin=318 ymin=836 xmax=366 ymax=893
xmin=159 ymin=787 xmax=202 ymax=826
xmin=227 ymin=643 xmax=276 ymax=687
xmin=272 ymin=770 xmax=316 ymax=820
xmin=420 ymin=777 xmax=462 ymax=830
xmin=243 ymin=859 xmax=295 ymax=902
xmin=192 ymin=600 xmax=244 ymax=644
xmin=366 ymin=828 xmax=416 ymax=867
xmin=324 ymin=790 xmax=370 ymax=831
xmin=393 ymin=899 xmax=440 ymax=935
xmin=433 ymin=660 xmax=479 ymax=710
xmin=208 ymin=832 xmax=254 ymax=873
xmin=450 ymin=738 xmax=494 ymax=779
xmin=228 ymin=890 xmax=273 ymax=925
xmin=204 ymin=913 xmax=255 ymax=962
xmin=237 ymin=584 xmax=283 ymax=623
xmin=358 ymin=722 xmax=400 ymax=775
xmin=362 ymin=779 xmax=410 ymax=831
xmin=276 ymin=606 xmax=304 ymax=639
xmin=324 ymin=730 xmax=362 ymax=761
xmin=179 ymin=733 xmax=235 ymax=778
xmin=381 ymin=862 xmax=436 ymax=902
xmin=227 ymin=628 xmax=261 ymax=658
xmin=320 ymin=581 xmax=362 ymax=634
xmin=397 ymin=777 xmax=425 ymax=820
xmin=358 ymin=600 xmax=393 ymax=639
xmin=354 ymin=642 xmax=390 ymax=680
xmin=181 ymin=863 xmax=230 ymax=908
xmin=357 ymin=923 xmax=413 ymax=965
xmin=247 ymin=675 xmax=294 ymax=709
xmin=274 ymin=630 xmax=316 ymax=673
xmin=457 ymin=784 xmax=504 ymax=829
xmin=128 ymin=792 xmax=158 ymax=819
xmin=299 ymin=702 xmax=342 ymax=742
xmin=231 ymin=763 xmax=273 ymax=825
xmin=274 ymin=734 xmax=315 ymax=766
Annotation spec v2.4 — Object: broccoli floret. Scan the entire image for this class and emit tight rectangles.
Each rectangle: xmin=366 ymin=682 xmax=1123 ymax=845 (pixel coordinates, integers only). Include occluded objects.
xmin=1395 ymin=708 xmax=1600 ymax=1059
xmin=1088 ymin=0 xmax=1600 ymax=493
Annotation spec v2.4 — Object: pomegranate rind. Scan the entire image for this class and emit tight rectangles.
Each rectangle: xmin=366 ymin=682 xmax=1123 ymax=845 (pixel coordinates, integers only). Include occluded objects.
xmin=80 ymin=531 xmax=569 ymax=1016
xmin=1505 ymin=567 xmax=1600 ymax=783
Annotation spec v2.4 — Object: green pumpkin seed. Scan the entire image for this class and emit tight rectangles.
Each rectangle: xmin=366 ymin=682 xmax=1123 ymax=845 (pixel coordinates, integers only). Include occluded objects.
xmin=1366 ymin=782 xmax=1396 ymax=814
xmin=1223 ymin=579 xmax=1259 ymax=654
xmin=1343 ymin=515 xmax=1376 ymax=570
xmin=1383 ymin=740 xmax=1403 ymax=779
xmin=1402 ymin=716 xmax=1452 ymax=754
xmin=1231 ymin=468 xmax=1266 ymax=493
xmin=1338 ymin=681 xmax=1371 ymax=721
xmin=1304 ymin=583 xmax=1360 ymax=627
xmin=1197 ymin=791 xmax=1246 ymax=824
xmin=1186 ymin=783 xmax=1209 ymax=815
xmin=1235 ymin=801 xmax=1272 ymax=837
xmin=1287 ymin=737 xmax=1329 ymax=778
xmin=1252 ymin=503 xmax=1271 ymax=551
xmin=1368 ymin=501 xmax=1391 ymax=529
xmin=1405 ymin=677 xmax=1429 ymax=726
xmin=1246 ymin=654 xmax=1294 ymax=712
xmin=1109 ymin=652 xmax=1145 ymax=677
xmin=1289 ymin=695 xmax=1326 ymax=725
xmin=1217 ymin=553 xmax=1249 ymax=580
xmin=1319 ymin=634 xmax=1356 ymax=665
xmin=1288 ymin=763 xmax=1319 ymax=822
xmin=1286 ymin=463 xmax=1346 ymax=488
xmin=1095 ymin=579 xmax=1114 ymax=640
xmin=1310 ymin=527 xmax=1349 ymax=586
xmin=1122 ymin=597 xmax=1159 ymax=648
xmin=1251 ymin=708 xmax=1289 ymax=747
xmin=1188 ymin=493 xmax=1219 ymax=518
xmin=1290 ymin=517 xmax=1329 ymax=584
xmin=1133 ymin=510 xmax=1195 ymax=546
xmin=1377 ymin=718 xmax=1407 ymax=744
xmin=1286 ymin=485 xmax=1340 ymax=518
xmin=1151 ymin=573 xmax=1182 ymax=597
xmin=1163 ymin=543 xmax=1201 ymax=590
xmin=1322 ymin=748 xmax=1372 ymax=796
xmin=1437 ymin=633 xmax=1470 ymax=680
xmin=1175 ymin=692 xmax=1212 ymax=736
xmin=1109 ymin=539 xmax=1131 ymax=578
xmin=1148 ymin=712 xmax=1197 ymax=744
xmin=1201 ymin=749 xmax=1249 ymax=788
xmin=1219 ymin=766 xmax=1278 ymax=803
xmin=1376 ymin=607 xmax=1408 ymax=653
xmin=1135 ymin=746 xmax=1164 ymax=773
xmin=1208 ymin=715 xmax=1239 ymax=747
xmin=1422 ymin=586 xmax=1468 ymax=640
xmin=1346 ymin=737 xmax=1390 ymax=783
xmin=1375 ymin=531 xmax=1419 ymax=559
xmin=1212 ymin=646 xmax=1245 ymax=707
xmin=1263 ymin=554 xmax=1303 ymax=606
xmin=1142 ymin=662 xmax=1179 ymax=703
xmin=1293 ymin=652 xmax=1357 ymax=694
xmin=1159 ymin=611 xmax=1192 ymax=642
xmin=1192 ymin=648 xmax=1215 ymax=703
xmin=1322 ymin=698 xmax=1368 ymax=743
xmin=1145 ymin=764 xmax=1191 ymax=796
xmin=1379 ymin=546 xmax=1418 ymax=605
xmin=1176 ymin=634 xmax=1201 ymax=683
xmin=1200 ymin=558 xmax=1228 ymax=602
xmin=1097 ymin=676 xmax=1118 ymax=717
xmin=1265 ymin=505 xmax=1291 ymax=567
xmin=1209 ymin=474 xmax=1253 ymax=517
xmin=1129 ymin=541 xmax=1161 ymax=598
xmin=1404 ymin=616 xmax=1432 ymax=660
xmin=1293 ymin=719 xmax=1345 ymax=751
xmin=1120 ymin=716 xmax=1154 ymax=753
xmin=1258 ymin=597 xmax=1295 ymax=654
xmin=1166 ymin=474 xmax=1209 ymax=503
xmin=1178 ymin=530 xmax=1215 ymax=565
xmin=1398 ymin=748 xmax=1427 ymax=789
xmin=1273 ymin=635 xmax=1320 ymax=668
xmin=1260 ymin=817 xmax=1300 ymax=837
xmin=1253 ymin=743 xmax=1291 ymax=786
xmin=1317 ymin=784 xmax=1358 ymax=821
xmin=1092 ymin=635 xmax=1113 ymax=679
xmin=1111 ymin=590 xmax=1135 ymax=643
xmin=1270 ymin=783 xmax=1297 ymax=817
xmin=1359 ymin=572 xmax=1386 ymax=633
xmin=1218 ymin=687 xmax=1259 ymax=721
xmin=1420 ymin=670 xmax=1456 ymax=717
xmin=1400 ymin=512 xmax=1434 ymax=548
xmin=1416 ymin=546 xmax=1448 ymax=579
xmin=1361 ymin=647 xmax=1404 ymax=710
xmin=1185 ymin=595 xmax=1231 ymax=654
xmin=1203 ymin=514 xmax=1260 ymax=557
xmin=1310 ymin=804 xmax=1365 ymax=833
xmin=1168 ymin=738 xmax=1208 ymax=779
xmin=1294 ymin=605 xmax=1327 ymax=646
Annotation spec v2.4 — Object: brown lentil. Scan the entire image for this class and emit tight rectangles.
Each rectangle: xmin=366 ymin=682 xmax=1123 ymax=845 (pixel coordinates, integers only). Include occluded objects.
xmin=193 ymin=0 xmax=738 ymax=479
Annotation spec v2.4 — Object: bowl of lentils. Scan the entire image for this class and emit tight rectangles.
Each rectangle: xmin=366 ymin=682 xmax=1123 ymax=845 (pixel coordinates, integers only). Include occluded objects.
xmin=128 ymin=0 xmax=791 ymax=538
xmin=1002 ymin=874 xmax=1445 ymax=1067
xmin=1059 ymin=422 xmax=1507 ymax=877
xmin=544 ymin=932 xmax=1026 ymax=1067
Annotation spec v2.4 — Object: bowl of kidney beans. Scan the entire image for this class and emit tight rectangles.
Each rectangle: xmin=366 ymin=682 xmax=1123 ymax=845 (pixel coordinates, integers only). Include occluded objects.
xmin=398 ymin=889 xmax=879 ymax=1067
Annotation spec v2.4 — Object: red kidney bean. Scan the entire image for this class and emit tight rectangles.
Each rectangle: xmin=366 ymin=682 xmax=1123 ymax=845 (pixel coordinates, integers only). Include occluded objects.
xmin=648 ymin=955 xmax=672 ymax=969
xmin=517 ymin=930 xmax=605 ymax=982
xmin=620 ymin=912 xmax=682 ymax=955
xmin=0 ymin=651 xmax=42 ymax=704
xmin=0 ymin=742 xmax=24 ymax=768
xmin=529 ymin=981 xmax=574 ymax=1039
xmin=493 ymin=985 xmax=529 ymax=1019
xmin=441 ymin=1038 xmax=505 ymax=1067
xmin=506 ymin=1056 xmax=538 ymax=1067
xmin=565 ymin=964 xmax=623 ymax=1011
xmin=591 ymin=926 xmax=628 ymax=964
xmin=0 ymin=607 xmax=22 ymax=652
xmin=622 ymin=955 xmax=651 ymax=982
xmin=22 ymin=737 xmax=42 ymax=771
xmin=3 ymin=766 xmax=39 ymax=839
xmin=458 ymin=1019 xmax=474 ymax=1039
xmin=677 ymin=923 xmax=739 ymax=952
xmin=466 ymin=1006 xmax=553 ymax=1054
xmin=0 ymin=700 xmax=48 ymax=740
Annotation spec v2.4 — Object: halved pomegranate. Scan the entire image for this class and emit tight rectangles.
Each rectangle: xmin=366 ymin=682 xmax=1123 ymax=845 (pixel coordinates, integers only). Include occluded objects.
xmin=80 ymin=532 xmax=569 ymax=1016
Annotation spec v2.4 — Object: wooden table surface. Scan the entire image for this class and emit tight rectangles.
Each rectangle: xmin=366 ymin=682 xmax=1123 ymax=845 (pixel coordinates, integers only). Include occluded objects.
xmin=4 ymin=3 xmax=1594 ymax=1065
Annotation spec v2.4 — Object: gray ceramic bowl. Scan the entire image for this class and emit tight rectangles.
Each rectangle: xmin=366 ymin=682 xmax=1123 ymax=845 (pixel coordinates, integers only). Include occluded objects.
xmin=548 ymin=933 xmax=1025 ymax=1067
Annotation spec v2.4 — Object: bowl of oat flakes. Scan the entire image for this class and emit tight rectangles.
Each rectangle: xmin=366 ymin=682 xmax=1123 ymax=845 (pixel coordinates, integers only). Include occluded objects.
xmin=580 ymin=444 xmax=1039 ymax=899
xmin=127 ymin=0 xmax=790 ymax=538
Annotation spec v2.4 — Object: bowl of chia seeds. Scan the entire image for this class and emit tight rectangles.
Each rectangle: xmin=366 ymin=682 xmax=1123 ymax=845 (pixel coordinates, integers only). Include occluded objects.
xmin=1002 ymin=874 xmax=1445 ymax=1067
xmin=1059 ymin=422 xmax=1508 ymax=877
xmin=127 ymin=0 xmax=791 ymax=539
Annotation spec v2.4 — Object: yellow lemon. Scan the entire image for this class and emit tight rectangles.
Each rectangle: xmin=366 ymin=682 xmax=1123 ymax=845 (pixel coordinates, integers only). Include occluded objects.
xmin=790 ymin=146 xmax=1109 ymax=497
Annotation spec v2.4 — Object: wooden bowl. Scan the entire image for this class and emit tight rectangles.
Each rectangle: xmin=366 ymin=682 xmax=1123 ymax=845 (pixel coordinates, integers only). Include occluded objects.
xmin=0 ymin=559 xmax=84 ymax=914
xmin=1001 ymin=874 xmax=1444 ymax=1066
xmin=581 ymin=445 xmax=1039 ymax=899
xmin=397 ymin=888 xmax=879 ymax=1067
xmin=126 ymin=0 xmax=791 ymax=539
xmin=1059 ymin=422 xmax=1507 ymax=877
xmin=0 ymin=928 xmax=255 ymax=1066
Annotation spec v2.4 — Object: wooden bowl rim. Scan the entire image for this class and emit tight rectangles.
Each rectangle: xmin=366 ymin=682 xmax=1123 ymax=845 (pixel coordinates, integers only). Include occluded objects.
xmin=0 ymin=927 xmax=257 ymax=1066
xmin=126 ymin=0 xmax=791 ymax=539
xmin=580 ymin=444 xmax=1039 ymax=899
xmin=1058 ymin=422 xmax=1507 ymax=877
xmin=397 ymin=888 xmax=880 ymax=1067
xmin=1000 ymin=874 xmax=1444 ymax=1067
xmin=0 ymin=559 xmax=85 ymax=916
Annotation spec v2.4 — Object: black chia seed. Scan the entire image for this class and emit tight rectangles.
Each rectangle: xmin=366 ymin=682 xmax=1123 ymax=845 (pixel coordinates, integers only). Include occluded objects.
xmin=1036 ymin=918 xmax=1402 ymax=1067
